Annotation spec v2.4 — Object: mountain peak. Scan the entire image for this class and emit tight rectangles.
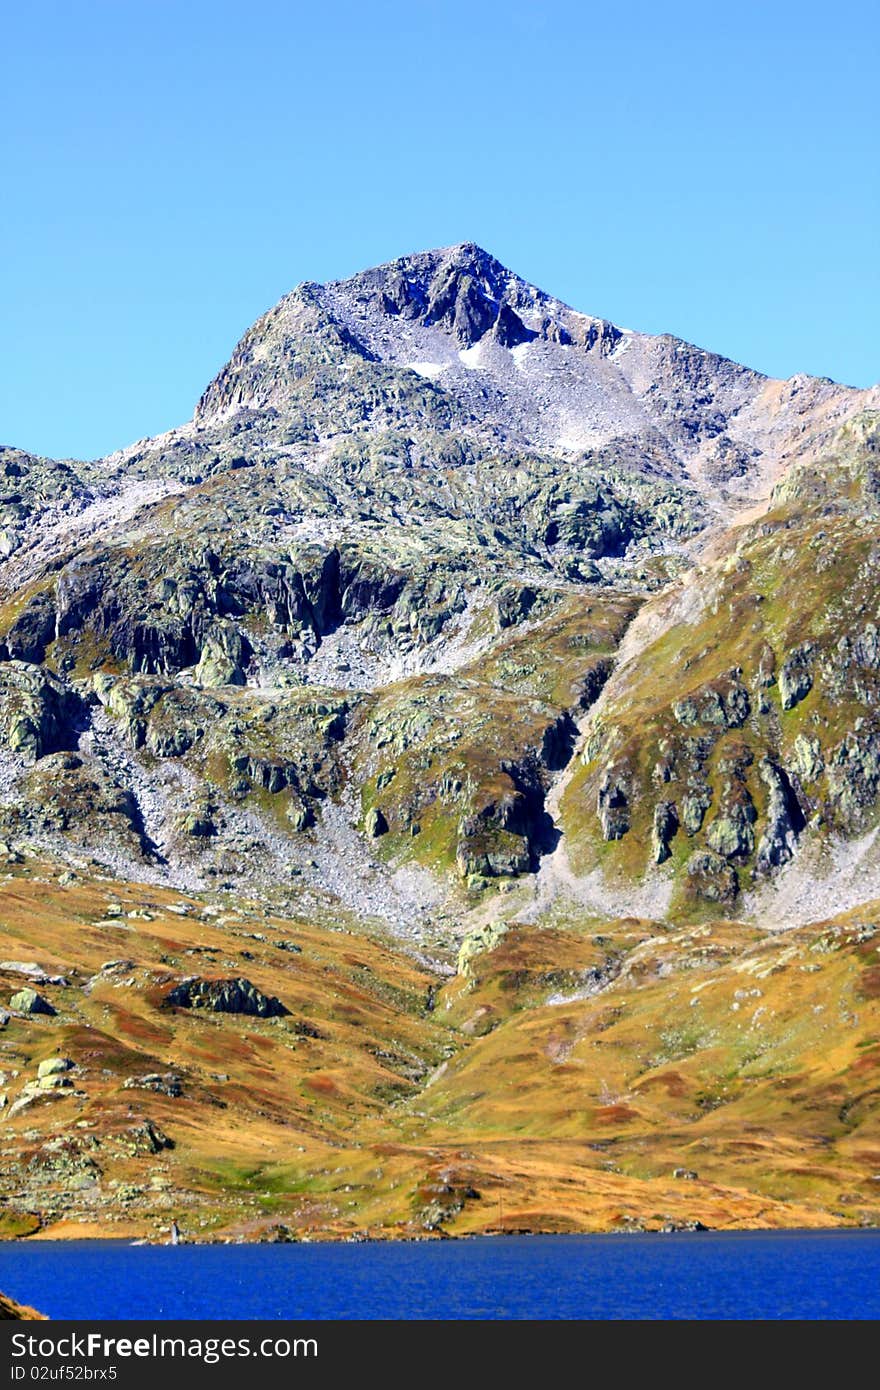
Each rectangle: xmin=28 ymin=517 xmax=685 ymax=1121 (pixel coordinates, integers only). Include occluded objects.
xmin=320 ymin=240 xmax=553 ymax=350
xmin=189 ymin=240 xmax=871 ymax=491
xmin=334 ymin=240 xmax=522 ymax=286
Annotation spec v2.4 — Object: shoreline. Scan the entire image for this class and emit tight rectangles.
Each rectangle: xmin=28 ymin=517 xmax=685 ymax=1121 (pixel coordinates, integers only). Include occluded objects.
xmin=2 ymin=1220 xmax=876 ymax=1247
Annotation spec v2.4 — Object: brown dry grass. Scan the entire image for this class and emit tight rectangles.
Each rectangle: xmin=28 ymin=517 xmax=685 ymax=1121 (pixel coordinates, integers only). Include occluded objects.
xmin=1 ymin=861 xmax=878 ymax=1241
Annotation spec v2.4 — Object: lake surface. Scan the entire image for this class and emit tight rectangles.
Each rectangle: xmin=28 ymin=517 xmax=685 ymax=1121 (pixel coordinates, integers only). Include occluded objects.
xmin=2 ymin=1230 xmax=880 ymax=1320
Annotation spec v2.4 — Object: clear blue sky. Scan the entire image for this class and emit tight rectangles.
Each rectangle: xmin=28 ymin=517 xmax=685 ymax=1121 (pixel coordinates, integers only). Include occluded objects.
xmin=3 ymin=0 xmax=877 ymax=460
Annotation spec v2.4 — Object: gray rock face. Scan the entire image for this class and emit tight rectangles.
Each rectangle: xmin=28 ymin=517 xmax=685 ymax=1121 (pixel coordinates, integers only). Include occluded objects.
xmin=598 ymin=767 xmax=631 ymax=841
xmin=652 ymin=801 xmax=678 ymax=864
xmin=779 ymin=645 xmax=815 ymax=710
xmin=706 ymin=781 xmax=757 ymax=862
xmin=755 ymin=759 xmax=805 ymax=873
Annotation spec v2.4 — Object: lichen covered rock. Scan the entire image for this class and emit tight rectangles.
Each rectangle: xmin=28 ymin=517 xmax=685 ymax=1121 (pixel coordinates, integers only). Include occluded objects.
xmin=10 ymin=988 xmax=56 ymax=1016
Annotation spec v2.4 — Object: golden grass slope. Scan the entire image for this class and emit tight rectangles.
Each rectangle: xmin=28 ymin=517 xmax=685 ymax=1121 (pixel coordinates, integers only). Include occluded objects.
xmin=1 ymin=859 xmax=879 ymax=1240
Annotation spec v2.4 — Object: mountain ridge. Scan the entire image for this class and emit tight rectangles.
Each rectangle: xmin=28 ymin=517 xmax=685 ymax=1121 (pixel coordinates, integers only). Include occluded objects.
xmin=190 ymin=241 xmax=872 ymax=510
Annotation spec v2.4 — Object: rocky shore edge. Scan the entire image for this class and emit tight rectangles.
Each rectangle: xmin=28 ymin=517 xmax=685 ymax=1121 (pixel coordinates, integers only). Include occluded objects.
xmin=0 ymin=1290 xmax=45 ymax=1320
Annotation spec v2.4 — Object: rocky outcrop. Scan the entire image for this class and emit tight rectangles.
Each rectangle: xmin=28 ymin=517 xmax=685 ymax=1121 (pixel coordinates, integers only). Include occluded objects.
xmin=705 ymin=775 xmax=757 ymax=862
xmin=792 ymin=733 xmax=823 ymax=784
xmin=164 ymin=976 xmax=289 ymax=1017
xmin=0 ymin=663 xmax=81 ymax=763
xmin=426 ymin=266 xmax=505 ymax=345
xmin=673 ymin=676 xmax=750 ymax=729
xmin=598 ymin=765 xmax=631 ymax=841
xmin=684 ymin=850 xmax=739 ymax=903
xmin=755 ymin=759 xmax=805 ymax=873
xmin=457 ymin=920 xmax=509 ymax=976
xmin=3 ymin=590 xmax=56 ymax=664
xmin=826 ymin=725 xmax=880 ymax=830
xmin=681 ymin=785 xmax=712 ymax=836
xmin=779 ymin=645 xmax=814 ymax=710
xmin=455 ymin=830 xmax=532 ymax=879
xmin=652 ymin=801 xmax=678 ymax=864
xmin=195 ymin=622 xmax=250 ymax=687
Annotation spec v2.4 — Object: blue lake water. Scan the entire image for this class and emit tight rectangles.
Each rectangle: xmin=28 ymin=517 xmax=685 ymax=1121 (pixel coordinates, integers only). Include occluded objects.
xmin=2 ymin=1230 xmax=880 ymax=1320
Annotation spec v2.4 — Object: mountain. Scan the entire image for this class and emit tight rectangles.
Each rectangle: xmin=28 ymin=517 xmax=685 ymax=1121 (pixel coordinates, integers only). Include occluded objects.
xmin=1 ymin=243 xmax=879 ymax=1241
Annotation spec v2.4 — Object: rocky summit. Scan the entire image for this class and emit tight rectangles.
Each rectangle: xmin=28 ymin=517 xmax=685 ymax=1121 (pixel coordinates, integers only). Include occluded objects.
xmin=2 ymin=244 xmax=880 ymax=1242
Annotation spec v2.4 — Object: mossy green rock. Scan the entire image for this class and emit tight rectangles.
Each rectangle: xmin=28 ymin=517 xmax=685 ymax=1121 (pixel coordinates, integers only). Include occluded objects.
xmin=457 ymin=920 xmax=509 ymax=976
xmin=10 ymin=988 xmax=55 ymax=1016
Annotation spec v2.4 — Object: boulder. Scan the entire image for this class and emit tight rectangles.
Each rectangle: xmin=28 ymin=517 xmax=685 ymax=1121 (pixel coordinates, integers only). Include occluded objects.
xmin=0 ymin=962 xmax=68 ymax=986
xmin=792 ymin=733 xmax=824 ymax=783
xmin=705 ymin=783 xmax=757 ymax=861
xmin=37 ymin=1056 xmax=73 ymax=1078
xmin=10 ymin=988 xmax=56 ymax=1016
xmin=288 ymin=801 xmax=315 ymax=832
xmin=164 ymin=976 xmax=289 ymax=1018
xmin=122 ymin=1072 xmax=183 ymax=1097
xmin=365 ymin=807 xmax=388 ymax=838
xmin=37 ymin=1073 xmax=72 ymax=1091
xmin=681 ymin=787 xmax=712 ymax=835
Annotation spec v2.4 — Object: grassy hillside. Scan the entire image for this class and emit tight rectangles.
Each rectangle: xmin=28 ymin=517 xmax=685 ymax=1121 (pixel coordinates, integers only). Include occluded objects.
xmin=560 ymin=413 xmax=880 ymax=913
xmin=1 ymin=859 xmax=878 ymax=1240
